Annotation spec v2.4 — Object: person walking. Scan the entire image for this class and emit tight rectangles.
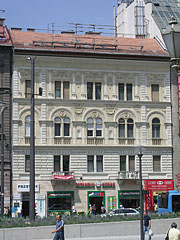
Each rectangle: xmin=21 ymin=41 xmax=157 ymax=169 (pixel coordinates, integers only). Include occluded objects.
xmin=144 ymin=210 xmax=152 ymax=240
xmin=166 ymin=222 xmax=180 ymax=240
xmin=52 ymin=214 xmax=65 ymax=240
xmin=92 ymin=204 xmax=96 ymax=215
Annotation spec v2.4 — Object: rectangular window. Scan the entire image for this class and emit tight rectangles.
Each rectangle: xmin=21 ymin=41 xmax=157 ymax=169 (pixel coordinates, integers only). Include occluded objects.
xmin=25 ymin=80 xmax=31 ymax=99
xmin=54 ymin=156 xmax=60 ymax=172
xmin=87 ymin=82 xmax=93 ymax=99
xmin=64 ymin=123 xmax=70 ymax=136
xmin=153 ymin=156 xmax=161 ymax=172
xmin=129 ymin=156 xmax=135 ymax=171
xmin=151 ymin=84 xmax=159 ymax=102
xmin=25 ymin=155 xmax=30 ymax=172
xmin=97 ymin=155 xmax=103 ymax=172
xmin=118 ymin=83 xmax=124 ymax=100
xmin=63 ymin=155 xmax=69 ymax=172
xmin=95 ymin=82 xmax=101 ymax=100
xmin=127 ymin=84 xmax=132 ymax=101
xmin=55 ymin=81 xmax=61 ymax=98
xmin=87 ymin=155 xmax=94 ymax=172
xmin=120 ymin=156 xmax=126 ymax=171
xmin=63 ymin=81 xmax=69 ymax=99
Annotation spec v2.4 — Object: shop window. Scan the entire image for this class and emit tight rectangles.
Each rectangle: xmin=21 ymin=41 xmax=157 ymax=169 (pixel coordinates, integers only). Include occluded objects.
xmin=63 ymin=81 xmax=69 ymax=99
xmin=153 ymin=156 xmax=161 ymax=172
xmin=120 ymin=156 xmax=126 ymax=171
xmin=54 ymin=117 xmax=61 ymax=137
xmin=88 ymin=155 xmax=94 ymax=172
xmin=158 ymin=192 xmax=168 ymax=208
xmin=63 ymin=155 xmax=70 ymax=172
xmin=25 ymin=80 xmax=31 ymax=99
xmin=118 ymin=83 xmax=124 ymax=100
xmin=87 ymin=117 xmax=103 ymax=137
xmin=55 ymin=81 xmax=61 ymax=98
xmin=151 ymin=84 xmax=159 ymax=102
xmin=54 ymin=156 xmax=60 ymax=172
xmin=97 ymin=155 xmax=103 ymax=172
xmin=127 ymin=84 xmax=132 ymax=101
xmin=152 ymin=118 xmax=160 ymax=138
xmin=25 ymin=155 xmax=30 ymax=172
xmin=95 ymin=82 xmax=101 ymax=100
xmin=129 ymin=156 xmax=135 ymax=171
xmin=25 ymin=116 xmax=31 ymax=137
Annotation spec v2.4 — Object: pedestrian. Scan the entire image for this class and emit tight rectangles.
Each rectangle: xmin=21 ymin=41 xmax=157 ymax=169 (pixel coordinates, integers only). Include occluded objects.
xmin=89 ymin=204 xmax=92 ymax=215
xmin=153 ymin=202 xmax=158 ymax=213
xmin=166 ymin=222 xmax=180 ymax=240
xmin=17 ymin=206 xmax=21 ymax=218
xmin=92 ymin=204 xmax=96 ymax=215
xmin=52 ymin=214 xmax=65 ymax=240
xmin=101 ymin=205 xmax=106 ymax=214
xmin=72 ymin=205 xmax=76 ymax=215
xmin=144 ymin=211 xmax=152 ymax=240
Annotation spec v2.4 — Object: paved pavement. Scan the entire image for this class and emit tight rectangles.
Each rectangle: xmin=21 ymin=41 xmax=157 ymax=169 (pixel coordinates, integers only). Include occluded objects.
xmin=35 ymin=234 xmax=165 ymax=240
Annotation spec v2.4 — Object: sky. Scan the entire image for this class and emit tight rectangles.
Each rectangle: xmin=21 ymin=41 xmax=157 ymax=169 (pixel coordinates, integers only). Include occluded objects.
xmin=1 ymin=0 xmax=117 ymax=34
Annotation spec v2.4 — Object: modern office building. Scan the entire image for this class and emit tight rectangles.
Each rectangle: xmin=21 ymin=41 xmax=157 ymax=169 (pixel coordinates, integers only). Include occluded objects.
xmin=11 ymin=28 xmax=172 ymax=217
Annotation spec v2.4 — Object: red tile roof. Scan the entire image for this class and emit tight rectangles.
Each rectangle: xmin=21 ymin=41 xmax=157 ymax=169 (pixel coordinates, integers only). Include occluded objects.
xmin=10 ymin=29 xmax=169 ymax=58
xmin=0 ymin=25 xmax=12 ymax=46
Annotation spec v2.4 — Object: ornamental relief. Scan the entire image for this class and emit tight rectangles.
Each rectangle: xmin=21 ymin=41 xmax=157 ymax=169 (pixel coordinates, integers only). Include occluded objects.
xmin=119 ymin=112 xmax=133 ymax=119
xmin=116 ymin=73 xmax=135 ymax=81
xmin=146 ymin=74 xmax=164 ymax=82
xmin=91 ymin=111 xmax=99 ymax=119
xmin=52 ymin=70 xmax=72 ymax=79
xmin=75 ymin=104 xmax=84 ymax=115
xmin=104 ymin=105 xmax=116 ymax=115
xmin=85 ymin=72 xmax=104 ymax=81
xmin=19 ymin=69 xmax=40 ymax=81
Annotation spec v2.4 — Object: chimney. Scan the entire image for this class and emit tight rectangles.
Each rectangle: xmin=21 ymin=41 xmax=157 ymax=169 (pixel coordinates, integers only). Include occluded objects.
xmin=0 ymin=18 xmax=5 ymax=26
xmin=11 ymin=27 xmax=22 ymax=31
xmin=27 ymin=28 xmax=35 ymax=32
xmin=85 ymin=31 xmax=101 ymax=35
xmin=61 ymin=31 xmax=75 ymax=34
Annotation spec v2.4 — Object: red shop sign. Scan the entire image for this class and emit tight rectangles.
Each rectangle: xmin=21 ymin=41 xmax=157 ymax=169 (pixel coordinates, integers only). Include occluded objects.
xmin=53 ymin=175 xmax=74 ymax=180
xmin=177 ymin=173 xmax=180 ymax=187
xmin=144 ymin=179 xmax=174 ymax=190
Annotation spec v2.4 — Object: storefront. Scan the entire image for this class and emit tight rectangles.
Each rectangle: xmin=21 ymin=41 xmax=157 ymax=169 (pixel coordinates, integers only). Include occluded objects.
xmin=144 ymin=179 xmax=174 ymax=212
xmin=118 ymin=190 xmax=142 ymax=209
xmin=47 ymin=191 xmax=74 ymax=216
xmin=87 ymin=191 xmax=105 ymax=214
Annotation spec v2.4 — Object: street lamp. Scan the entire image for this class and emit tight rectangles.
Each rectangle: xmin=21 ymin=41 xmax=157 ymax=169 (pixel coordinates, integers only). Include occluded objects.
xmin=27 ymin=56 xmax=35 ymax=221
xmin=0 ymin=102 xmax=6 ymax=218
xmin=137 ymin=146 xmax=144 ymax=240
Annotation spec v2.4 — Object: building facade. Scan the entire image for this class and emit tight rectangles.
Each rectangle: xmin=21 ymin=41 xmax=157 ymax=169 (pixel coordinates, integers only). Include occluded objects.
xmin=11 ymin=29 xmax=172 ymax=217
xmin=0 ymin=15 xmax=12 ymax=210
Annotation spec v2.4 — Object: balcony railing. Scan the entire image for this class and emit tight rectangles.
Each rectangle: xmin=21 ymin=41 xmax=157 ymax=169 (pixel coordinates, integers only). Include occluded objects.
xmin=118 ymin=171 xmax=139 ymax=179
xmin=54 ymin=137 xmax=71 ymax=145
xmin=118 ymin=138 xmax=135 ymax=145
xmin=152 ymin=138 xmax=162 ymax=145
xmin=25 ymin=137 xmax=30 ymax=144
xmin=87 ymin=137 xmax=104 ymax=145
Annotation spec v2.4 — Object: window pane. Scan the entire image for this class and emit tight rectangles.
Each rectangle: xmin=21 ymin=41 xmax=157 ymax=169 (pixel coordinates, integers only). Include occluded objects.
xmin=25 ymin=116 xmax=31 ymax=137
xmin=25 ymin=155 xmax=30 ymax=172
xmin=153 ymin=156 xmax=161 ymax=172
xmin=152 ymin=84 xmax=159 ymax=101
xmin=95 ymin=83 xmax=101 ymax=100
xmin=97 ymin=155 xmax=103 ymax=172
xmin=54 ymin=156 xmax=60 ymax=172
xmin=25 ymin=80 xmax=31 ymax=99
xmin=127 ymin=123 xmax=134 ymax=138
xmin=87 ymin=118 xmax=94 ymax=136
xmin=64 ymin=123 xmax=70 ymax=136
xmin=127 ymin=84 xmax=132 ymax=101
xmin=120 ymin=156 xmax=126 ymax=171
xmin=87 ymin=82 xmax=93 ymax=99
xmin=119 ymin=124 xmax=125 ymax=138
xmin=63 ymin=155 xmax=69 ymax=172
xmin=88 ymin=155 xmax=94 ymax=172
xmin=129 ymin=156 xmax=135 ymax=171
xmin=55 ymin=81 xmax=61 ymax=98
xmin=118 ymin=83 xmax=124 ymax=100
xmin=96 ymin=118 xmax=102 ymax=137
xmin=152 ymin=118 xmax=160 ymax=138
xmin=55 ymin=123 xmax=61 ymax=136
xmin=63 ymin=81 xmax=69 ymax=99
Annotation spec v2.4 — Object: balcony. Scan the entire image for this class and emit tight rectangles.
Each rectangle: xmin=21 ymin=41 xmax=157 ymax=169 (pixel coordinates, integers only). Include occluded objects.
xmin=52 ymin=171 xmax=75 ymax=180
xmin=25 ymin=137 xmax=30 ymax=144
xmin=87 ymin=137 xmax=104 ymax=145
xmin=54 ymin=137 xmax=71 ymax=145
xmin=118 ymin=171 xmax=139 ymax=179
xmin=152 ymin=138 xmax=162 ymax=145
xmin=118 ymin=138 xmax=135 ymax=145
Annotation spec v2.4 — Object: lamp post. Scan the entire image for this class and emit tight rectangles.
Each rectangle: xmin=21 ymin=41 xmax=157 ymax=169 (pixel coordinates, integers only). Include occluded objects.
xmin=27 ymin=56 xmax=35 ymax=221
xmin=137 ymin=146 xmax=144 ymax=240
xmin=161 ymin=17 xmax=180 ymax=190
xmin=0 ymin=102 xmax=6 ymax=218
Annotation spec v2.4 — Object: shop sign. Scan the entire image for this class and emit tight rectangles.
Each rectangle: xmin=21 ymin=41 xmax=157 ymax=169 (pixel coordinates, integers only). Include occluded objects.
xmin=144 ymin=180 xmax=174 ymax=190
xmin=89 ymin=192 xmax=104 ymax=197
xmin=107 ymin=196 xmax=116 ymax=211
xmin=76 ymin=183 xmax=95 ymax=188
xmin=48 ymin=193 xmax=72 ymax=197
xmin=102 ymin=183 xmax=115 ymax=188
xmin=177 ymin=173 xmax=180 ymax=188
xmin=119 ymin=191 xmax=139 ymax=197
xmin=53 ymin=175 xmax=74 ymax=180
xmin=17 ymin=183 xmax=40 ymax=192
xmin=36 ymin=194 xmax=46 ymax=200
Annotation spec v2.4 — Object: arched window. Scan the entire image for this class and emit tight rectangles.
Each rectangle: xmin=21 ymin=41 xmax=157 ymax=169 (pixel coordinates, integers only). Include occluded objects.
xmin=127 ymin=118 xmax=134 ymax=138
xmin=152 ymin=118 xmax=160 ymax=138
xmin=118 ymin=118 xmax=125 ymax=138
xmin=87 ymin=117 xmax=103 ymax=137
xmin=87 ymin=118 xmax=94 ymax=136
xmin=64 ymin=117 xmax=70 ymax=136
xmin=25 ymin=116 xmax=31 ymax=137
xmin=54 ymin=117 xmax=61 ymax=136
xmin=118 ymin=118 xmax=134 ymax=138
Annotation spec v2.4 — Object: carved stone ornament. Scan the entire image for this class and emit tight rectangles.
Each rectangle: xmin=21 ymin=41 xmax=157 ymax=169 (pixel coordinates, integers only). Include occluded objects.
xmin=91 ymin=111 xmax=99 ymax=118
xmin=75 ymin=105 xmax=84 ymax=114
xmin=146 ymin=74 xmax=163 ymax=82
xmin=123 ymin=112 xmax=132 ymax=119
xmin=59 ymin=110 xmax=67 ymax=118
xmin=105 ymin=105 xmax=115 ymax=115
xmin=116 ymin=72 xmax=134 ymax=81
xmin=53 ymin=70 xmax=72 ymax=79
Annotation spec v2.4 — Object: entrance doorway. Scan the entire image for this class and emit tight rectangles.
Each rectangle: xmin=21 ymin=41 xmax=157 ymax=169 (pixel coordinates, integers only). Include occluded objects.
xmin=88 ymin=191 xmax=105 ymax=214
xmin=22 ymin=193 xmax=29 ymax=218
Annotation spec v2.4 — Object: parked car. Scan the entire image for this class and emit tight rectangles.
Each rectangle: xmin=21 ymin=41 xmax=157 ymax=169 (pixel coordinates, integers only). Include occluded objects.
xmin=108 ymin=208 xmax=139 ymax=217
